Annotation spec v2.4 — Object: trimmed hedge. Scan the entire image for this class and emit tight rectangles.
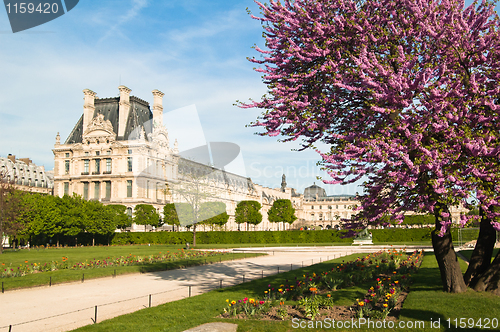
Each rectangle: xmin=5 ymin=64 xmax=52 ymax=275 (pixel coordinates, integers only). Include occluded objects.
xmin=111 ymin=232 xmax=193 ymax=245
xmin=110 ymin=228 xmax=446 ymax=245
xmin=371 ymin=228 xmax=432 ymax=242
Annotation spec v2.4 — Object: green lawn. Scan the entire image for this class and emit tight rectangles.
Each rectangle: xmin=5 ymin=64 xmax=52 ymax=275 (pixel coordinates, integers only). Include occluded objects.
xmin=0 ymin=245 xmax=263 ymax=291
xmin=71 ymin=251 xmax=500 ymax=332
xmin=458 ymin=248 xmax=499 ymax=262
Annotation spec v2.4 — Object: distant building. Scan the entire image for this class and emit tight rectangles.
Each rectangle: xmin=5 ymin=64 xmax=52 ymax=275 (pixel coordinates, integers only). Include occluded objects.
xmin=0 ymin=154 xmax=53 ymax=194
xmin=293 ymin=183 xmax=359 ymax=230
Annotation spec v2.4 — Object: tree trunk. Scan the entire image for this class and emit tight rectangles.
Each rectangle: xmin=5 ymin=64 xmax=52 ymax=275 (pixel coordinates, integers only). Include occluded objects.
xmin=193 ymin=223 xmax=197 ymax=247
xmin=464 ymin=209 xmax=496 ymax=286
xmin=432 ymin=205 xmax=467 ymax=293
xmin=472 ymin=251 xmax=500 ymax=295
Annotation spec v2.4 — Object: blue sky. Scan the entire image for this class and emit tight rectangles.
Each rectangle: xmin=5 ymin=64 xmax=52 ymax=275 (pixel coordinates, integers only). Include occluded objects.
xmin=0 ymin=0 xmax=493 ymax=196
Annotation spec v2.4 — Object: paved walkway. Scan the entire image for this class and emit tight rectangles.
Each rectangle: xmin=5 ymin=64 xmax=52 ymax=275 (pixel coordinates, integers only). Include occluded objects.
xmin=0 ymin=246 xmax=421 ymax=332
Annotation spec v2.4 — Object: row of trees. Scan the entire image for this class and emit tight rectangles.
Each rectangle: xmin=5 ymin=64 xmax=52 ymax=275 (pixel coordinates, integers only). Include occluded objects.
xmin=244 ymin=0 xmax=500 ymax=293
xmin=1 ymin=172 xmax=298 ymax=249
xmin=162 ymin=199 xmax=297 ymax=233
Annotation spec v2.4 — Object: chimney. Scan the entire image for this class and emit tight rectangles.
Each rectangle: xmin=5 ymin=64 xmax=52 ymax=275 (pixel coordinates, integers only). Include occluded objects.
xmin=152 ymin=89 xmax=165 ymax=126
xmin=83 ymin=89 xmax=97 ymax=130
xmin=118 ymin=85 xmax=132 ymax=138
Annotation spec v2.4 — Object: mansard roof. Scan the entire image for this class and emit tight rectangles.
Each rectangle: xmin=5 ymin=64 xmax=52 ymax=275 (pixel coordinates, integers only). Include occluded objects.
xmin=65 ymin=96 xmax=153 ymax=144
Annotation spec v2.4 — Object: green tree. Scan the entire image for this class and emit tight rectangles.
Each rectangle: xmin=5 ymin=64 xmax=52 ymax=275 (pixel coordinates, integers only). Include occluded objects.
xmin=235 ymin=200 xmax=262 ymax=231
xmin=163 ymin=203 xmax=181 ymax=231
xmin=17 ymin=193 xmax=61 ymax=247
xmin=107 ymin=204 xmax=132 ymax=231
xmin=56 ymin=194 xmax=86 ymax=246
xmin=0 ymin=173 xmax=26 ymax=252
xmin=268 ymin=199 xmax=297 ymax=231
xmin=133 ymin=204 xmax=160 ymax=232
xmin=199 ymin=202 xmax=229 ymax=230
xmin=83 ymin=200 xmax=116 ymax=246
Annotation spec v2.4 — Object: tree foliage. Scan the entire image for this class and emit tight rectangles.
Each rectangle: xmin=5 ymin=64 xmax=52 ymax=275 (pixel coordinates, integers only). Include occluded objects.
xmin=106 ymin=204 xmax=132 ymax=231
xmin=199 ymin=202 xmax=229 ymax=228
xmin=163 ymin=203 xmax=181 ymax=230
xmin=133 ymin=204 xmax=160 ymax=231
xmin=235 ymin=200 xmax=262 ymax=226
xmin=244 ymin=0 xmax=500 ymax=293
xmin=0 ymin=171 xmax=26 ymax=253
xmin=267 ymin=199 xmax=297 ymax=224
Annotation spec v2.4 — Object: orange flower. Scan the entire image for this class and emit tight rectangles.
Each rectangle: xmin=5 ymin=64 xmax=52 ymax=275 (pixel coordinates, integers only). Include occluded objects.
xmin=327 ymin=294 xmax=331 ymax=298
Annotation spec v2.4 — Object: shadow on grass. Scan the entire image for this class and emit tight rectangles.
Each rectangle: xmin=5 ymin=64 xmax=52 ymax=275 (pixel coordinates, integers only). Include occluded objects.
xmin=400 ymin=309 xmax=489 ymax=332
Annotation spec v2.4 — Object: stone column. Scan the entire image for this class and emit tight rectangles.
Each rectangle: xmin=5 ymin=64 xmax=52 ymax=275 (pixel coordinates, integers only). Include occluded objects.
xmin=152 ymin=89 xmax=165 ymax=126
xmin=83 ymin=89 xmax=96 ymax=131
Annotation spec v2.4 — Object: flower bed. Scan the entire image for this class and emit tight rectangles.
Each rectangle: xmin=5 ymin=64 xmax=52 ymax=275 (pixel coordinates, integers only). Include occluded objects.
xmin=1 ymin=249 xmax=228 ymax=278
xmin=221 ymin=249 xmax=423 ymax=321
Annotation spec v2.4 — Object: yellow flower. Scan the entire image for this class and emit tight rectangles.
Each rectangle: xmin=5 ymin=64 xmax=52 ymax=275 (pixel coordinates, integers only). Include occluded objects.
xmin=358 ymin=302 xmax=364 ymax=306
xmin=231 ymin=301 xmax=236 ymax=305
xmin=249 ymin=298 xmax=255 ymax=304
xmin=383 ymin=303 xmax=388 ymax=308
xmin=278 ymin=289 xmax=283 ymax=292
xmin=226 ymin=299 xmax=229 ymax=303
xmin=264 ymin=291 xmax=268 ymax=294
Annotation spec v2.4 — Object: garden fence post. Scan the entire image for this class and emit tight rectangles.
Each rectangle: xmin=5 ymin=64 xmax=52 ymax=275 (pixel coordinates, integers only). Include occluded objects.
xmin=220 ymin=280 xmax=222 ymax=289
xmin=82 ymin=273 xmax=84 ymax=283
xmin=93 ymin=305 xmax=97 ymax=324
xmin=290 ymin=263 xmax=292 ymax=271
xmin=320 ymin=257 xmax=322 ymax=263
xmin=9 ymin=325 xmax=12 ymax=332
xmin=2 ymin=281 xmax=4 ymax=293
xmin=277 ymin=266 xmax=279 ymax=274
xmin=149 ymin=294 xmax=152 ymax=308
xmin=49 ymin=277 xmax=52 ymax=287
xmin=261 ymin=270 xmax=263 ymax=278
xmin=243 ymin=275 xmax=245 ymax=283
xmin=189 ymin=286 xmax=192 ymax=297
xmin=114 ymin=269 xmax=116 ymax=278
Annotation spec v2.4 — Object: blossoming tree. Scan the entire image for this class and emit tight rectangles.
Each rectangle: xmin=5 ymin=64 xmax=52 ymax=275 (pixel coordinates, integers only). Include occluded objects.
xmin=242 ymin=0 xmax=500 ymax=294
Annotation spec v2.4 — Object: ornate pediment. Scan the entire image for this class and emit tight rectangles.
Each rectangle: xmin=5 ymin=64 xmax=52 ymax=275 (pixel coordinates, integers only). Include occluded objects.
xmin=82 ymin=114 xmax=116 ymax=144
xmin=84 ymin=114 xmax=115 ymax=136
